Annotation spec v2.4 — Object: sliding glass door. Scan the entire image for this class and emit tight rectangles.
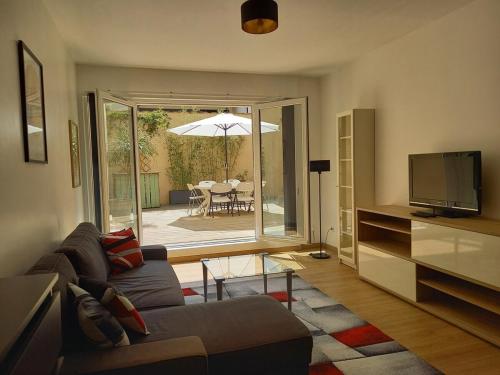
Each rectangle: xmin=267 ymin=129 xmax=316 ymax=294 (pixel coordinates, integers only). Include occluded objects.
xmin=96 ymin=91 xmax=142 ymax=240
xmin=252 ymin=98 xmax=310 ymax=242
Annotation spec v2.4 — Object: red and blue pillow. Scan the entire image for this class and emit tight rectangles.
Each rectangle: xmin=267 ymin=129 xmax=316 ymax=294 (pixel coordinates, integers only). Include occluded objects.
xmin=68 ymin=283 xmax=130 ymax=348
xmin=79 ymin=277 xmax=149 ymax=335
xmin=100 ymin=228 xmax=144 ymax=274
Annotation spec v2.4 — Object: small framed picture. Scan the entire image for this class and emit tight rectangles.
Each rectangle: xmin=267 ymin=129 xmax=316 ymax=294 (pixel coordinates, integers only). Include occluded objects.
xmin=69 ymin=120 xmax=81 ymax=188
xmin=18 ymin=40 xmax=48 ymax=163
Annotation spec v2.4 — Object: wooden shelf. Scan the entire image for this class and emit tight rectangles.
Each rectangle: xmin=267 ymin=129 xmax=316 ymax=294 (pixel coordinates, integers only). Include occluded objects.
xmin=339 ymin=136 xmax=352 ymax=140
xmin=418 ymin=278 xmax=500 ymax=315
xmin=357 ymin=205 xmax=500 ymax=237
xmin=359 ymin=219 xmax=411 ymax=235
xmin=341 ymin=231 xmax=353 ymax=236
xmin=339 ymin=159 xmax=352 ymax=162
xmin=358 ymin=240 xmax=411 ymax=259
xmin=340 ymin=185 xmax=352 ymax=189
xmin=418 ymin=295 xmax=500 ymax=347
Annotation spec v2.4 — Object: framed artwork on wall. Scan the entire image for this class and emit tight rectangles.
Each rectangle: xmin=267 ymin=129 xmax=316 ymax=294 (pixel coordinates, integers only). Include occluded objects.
xmin=69 ymin=120 xmax=81 ymax=188
xmin=17 ymin=40 xmax=48 ymax=163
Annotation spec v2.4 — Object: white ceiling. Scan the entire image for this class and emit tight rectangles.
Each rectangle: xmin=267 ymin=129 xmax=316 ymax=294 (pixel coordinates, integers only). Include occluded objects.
xmin=43 ymin=0 xmax=473 ymax=76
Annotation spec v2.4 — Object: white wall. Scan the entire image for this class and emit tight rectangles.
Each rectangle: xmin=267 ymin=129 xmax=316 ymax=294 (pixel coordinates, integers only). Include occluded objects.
xmin=0 ymin=0 xmax=83 ymax=276
xmin=321 ymin=0 xmax=500 ymax=246
xmin=76 ymin=65 xmax=322 ymax=242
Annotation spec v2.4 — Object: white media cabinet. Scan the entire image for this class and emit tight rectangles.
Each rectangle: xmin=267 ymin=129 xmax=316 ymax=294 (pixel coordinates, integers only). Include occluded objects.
xmin=356 ymin=205 xmax=500 ymax=346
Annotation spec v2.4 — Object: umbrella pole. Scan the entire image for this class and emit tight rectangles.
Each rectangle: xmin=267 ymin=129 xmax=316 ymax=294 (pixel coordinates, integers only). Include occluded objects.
xmin=224 ymin=128 xmax=229 ymax=182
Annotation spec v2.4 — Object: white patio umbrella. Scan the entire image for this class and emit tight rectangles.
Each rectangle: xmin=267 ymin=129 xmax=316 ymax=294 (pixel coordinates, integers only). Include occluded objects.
xmin=28 ymin=124 xmax=43 ymax=134
xmin=168 ymin=112 xmax=279 ymax=181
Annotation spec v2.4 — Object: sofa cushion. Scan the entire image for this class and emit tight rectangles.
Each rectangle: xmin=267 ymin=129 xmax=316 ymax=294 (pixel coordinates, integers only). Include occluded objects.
xmin=100 ymin=230 xmax=144 ymax=274
xmin=79 ymin=277 xmax=150 ymax=335
xmin=133 ymin=296 xmax=312 ymax=375
xmin=141 ymin=244 xmax=168 ymax=261
xmin=69 ymin=283 xmax=130 ymax=349
xmin=108 ymin=260 xmax=185 ymax=310
xmin=56 ymin=222 xmax=110 ymax=280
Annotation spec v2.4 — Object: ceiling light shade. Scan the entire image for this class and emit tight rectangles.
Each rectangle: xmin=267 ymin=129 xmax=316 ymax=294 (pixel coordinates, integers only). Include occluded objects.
xmin=241 ymin=0 xmax=278 ymax=34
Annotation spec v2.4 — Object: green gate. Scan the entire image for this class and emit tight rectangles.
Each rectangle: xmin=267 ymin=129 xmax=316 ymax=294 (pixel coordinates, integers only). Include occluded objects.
xmin=112 ymin=172 xmax=160 ymax=209
xmin=140 ymin=172 xmax=160 ymax=209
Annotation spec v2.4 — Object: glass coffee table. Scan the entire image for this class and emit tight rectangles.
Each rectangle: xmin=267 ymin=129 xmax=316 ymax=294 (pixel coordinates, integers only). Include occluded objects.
xmin=201 ymin=253 xmax=295 ymax=310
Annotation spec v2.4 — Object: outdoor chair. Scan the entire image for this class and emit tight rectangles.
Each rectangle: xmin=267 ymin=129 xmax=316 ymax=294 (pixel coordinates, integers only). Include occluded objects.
xmin=209 ymin=183 xmax=234 ymax=217
xmin=224 ymin=179 xmax=241 ymax=189
xmin=234 ymin=181 xmax=255 ymax=214
xmin=187 ymin=183 xmax=204 ymax=215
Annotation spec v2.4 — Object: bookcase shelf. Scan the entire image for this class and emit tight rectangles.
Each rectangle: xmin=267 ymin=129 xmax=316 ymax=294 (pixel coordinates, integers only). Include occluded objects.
xmin=359 ymin=219 xmax=411 ymax=235
xmin=357 ymin=210 xmax=412 ymax=259
xmin=417 ymin=267 xmax=500 ymax=315
xmin=418 ymin=290 xmax=500 ymax=346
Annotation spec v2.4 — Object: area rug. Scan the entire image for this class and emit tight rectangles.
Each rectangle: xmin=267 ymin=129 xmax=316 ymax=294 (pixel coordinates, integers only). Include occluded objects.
xmin=181 ymin=274 xmax=442 ymax=375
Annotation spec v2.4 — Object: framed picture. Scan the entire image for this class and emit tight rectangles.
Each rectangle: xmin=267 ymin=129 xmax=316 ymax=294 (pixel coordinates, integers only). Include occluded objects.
xmin=18 ymin=40 xmax=48 ymax=163
xmin=68 ymin=120 xmax=81 ymax=188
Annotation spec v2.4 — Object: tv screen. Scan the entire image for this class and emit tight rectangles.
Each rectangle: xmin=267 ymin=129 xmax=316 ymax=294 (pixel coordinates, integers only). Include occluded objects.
xmin=409 ymin=151 xmax=481 ymax=215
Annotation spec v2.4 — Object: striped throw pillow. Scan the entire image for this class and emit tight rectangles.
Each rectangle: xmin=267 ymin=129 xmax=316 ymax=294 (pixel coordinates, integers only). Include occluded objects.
xmin=100 ymin=228 xmax=144 ymax=274
xmin=79 ymin=277 xmax=149 ymax=335
xmin=68 ymin=283 xmax=130 ymax=349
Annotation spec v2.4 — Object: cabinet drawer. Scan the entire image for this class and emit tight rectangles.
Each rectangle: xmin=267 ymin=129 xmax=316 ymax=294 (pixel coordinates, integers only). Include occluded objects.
xmin=358 ymin=244 xmax=416 ymax=301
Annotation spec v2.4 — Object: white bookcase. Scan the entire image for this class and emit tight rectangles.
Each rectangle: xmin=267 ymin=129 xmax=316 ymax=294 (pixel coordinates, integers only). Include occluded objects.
xmin=336 ymin=109 xmax=375 ymax=267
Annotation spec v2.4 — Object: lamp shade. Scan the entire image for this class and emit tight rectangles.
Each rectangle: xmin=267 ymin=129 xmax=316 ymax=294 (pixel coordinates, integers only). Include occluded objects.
xmin=310 ymin=160 xmax=331 ymax=173
xmin=241 ymin=0 xmax=278 ymax=34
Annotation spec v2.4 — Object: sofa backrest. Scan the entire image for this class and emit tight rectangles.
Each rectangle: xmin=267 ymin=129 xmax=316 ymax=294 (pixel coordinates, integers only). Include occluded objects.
xmin=56 ymin=222 xmax=110 ymax=281
xmin=26 ymin=253 xmax=83 ymax=353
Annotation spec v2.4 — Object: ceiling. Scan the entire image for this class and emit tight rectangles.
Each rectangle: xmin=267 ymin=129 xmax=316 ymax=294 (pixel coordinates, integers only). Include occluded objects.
xmin=43 ymin=0 xmax=473 ymax=76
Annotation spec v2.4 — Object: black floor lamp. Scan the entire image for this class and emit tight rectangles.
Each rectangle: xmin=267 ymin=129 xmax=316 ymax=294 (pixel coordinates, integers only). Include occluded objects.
xmin=309 ymin=160 xmax=331 ymax=259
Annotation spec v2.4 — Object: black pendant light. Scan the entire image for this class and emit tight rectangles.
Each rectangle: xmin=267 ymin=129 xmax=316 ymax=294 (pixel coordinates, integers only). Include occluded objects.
xmin=241 ymin=0 xmax=278 ymax=34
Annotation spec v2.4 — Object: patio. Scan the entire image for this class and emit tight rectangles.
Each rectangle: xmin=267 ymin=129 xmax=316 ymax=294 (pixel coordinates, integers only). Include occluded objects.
xmin=141 ymin=204 xmax=256 ymax=246
xmin=141 ymin=203 xmax=287 ymax=246
xmin=110 ymin=106 xmax=287 ymax=247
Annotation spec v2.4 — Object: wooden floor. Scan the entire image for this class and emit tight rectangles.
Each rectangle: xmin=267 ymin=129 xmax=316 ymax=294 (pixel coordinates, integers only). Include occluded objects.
xmin=173 ymin=250 xmax=500 ymax=375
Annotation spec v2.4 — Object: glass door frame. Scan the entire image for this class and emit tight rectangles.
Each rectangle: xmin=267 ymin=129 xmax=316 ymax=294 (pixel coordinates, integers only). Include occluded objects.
xmin=251 ymin=97 xmax=310 ymax=243
xmin=96 ymin=90 xmax=143 ymax=241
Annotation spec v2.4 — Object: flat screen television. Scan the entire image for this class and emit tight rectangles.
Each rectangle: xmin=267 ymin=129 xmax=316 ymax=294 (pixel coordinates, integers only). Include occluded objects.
xmin=408 ymin=151 xmax=481 ymax=217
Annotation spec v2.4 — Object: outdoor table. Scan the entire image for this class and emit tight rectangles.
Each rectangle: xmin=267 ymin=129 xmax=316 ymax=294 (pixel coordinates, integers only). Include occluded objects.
xmin=194 ymin=184 xmax=215 ymax=216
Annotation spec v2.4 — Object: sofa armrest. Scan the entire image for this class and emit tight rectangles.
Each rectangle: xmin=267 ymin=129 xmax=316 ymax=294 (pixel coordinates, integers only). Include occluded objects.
xmin=141 ymin=244 xmax=168 ymax=261
xmin=61 ymin=336 xmax=207 ymax=375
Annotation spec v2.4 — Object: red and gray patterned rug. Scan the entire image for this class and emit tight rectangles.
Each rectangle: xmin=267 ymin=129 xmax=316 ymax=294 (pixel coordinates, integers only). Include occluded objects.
xmin=182 ymin=274 xmax=442 ymax=375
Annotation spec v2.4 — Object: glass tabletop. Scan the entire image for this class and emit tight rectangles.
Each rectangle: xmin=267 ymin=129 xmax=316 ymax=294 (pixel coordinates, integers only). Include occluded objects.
xmin=201 ymin=253 xmax=293 ymax=280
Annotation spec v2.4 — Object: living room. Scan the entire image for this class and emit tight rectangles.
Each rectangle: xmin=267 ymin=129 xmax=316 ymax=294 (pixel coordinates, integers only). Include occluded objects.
xmin=0 ymin=0 xmax=499 ymax=374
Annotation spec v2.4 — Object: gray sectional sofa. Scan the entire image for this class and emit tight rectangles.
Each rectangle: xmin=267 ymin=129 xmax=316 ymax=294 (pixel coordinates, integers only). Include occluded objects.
xmin=27 ymin=223 xmax=312 ymax=375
